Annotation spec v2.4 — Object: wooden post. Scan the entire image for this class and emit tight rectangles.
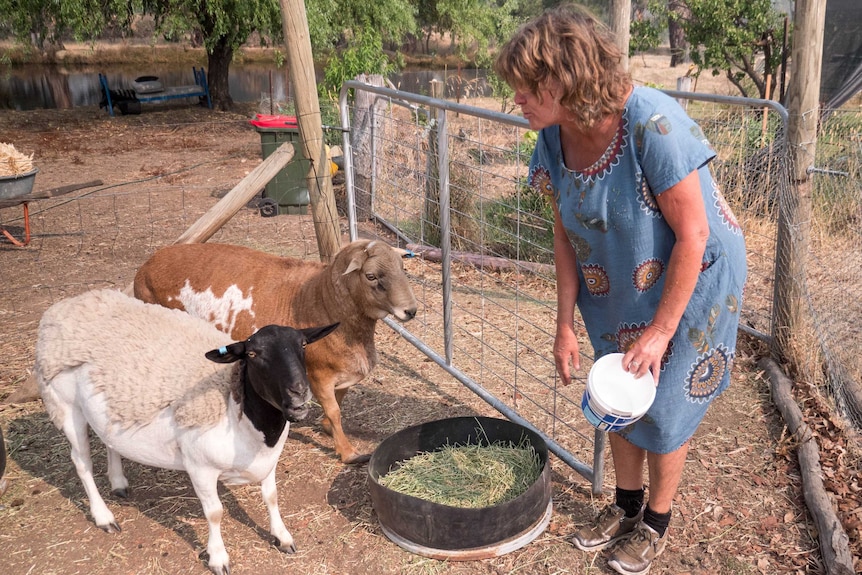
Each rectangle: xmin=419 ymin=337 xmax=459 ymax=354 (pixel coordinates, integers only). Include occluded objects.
xmin=675 ymin=76 xmax=692 ymax=110
xmin=773 ymin=0 xmax=826 ymax=362
xmin=351 ymin=74 xmax=386 ymax=221
xmin=278 ymin=0 xmax=341 ymax=262
xmin=609 ymin=0 xmax=631 ymax=71
xmin=430 ymin=79 xmax=442 ymax=99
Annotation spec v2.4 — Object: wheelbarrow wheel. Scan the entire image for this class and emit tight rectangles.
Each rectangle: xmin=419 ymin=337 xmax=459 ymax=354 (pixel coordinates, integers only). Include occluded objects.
xmin=259 ymin=197 xmax=278 ymax=218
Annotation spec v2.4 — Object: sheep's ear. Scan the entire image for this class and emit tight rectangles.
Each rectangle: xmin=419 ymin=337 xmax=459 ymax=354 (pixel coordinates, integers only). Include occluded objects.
xmin=205 ymin=342 xmax=246 ymax=363
xmin=302 ymin=323 xmax=339 ymax=344
xmin=342 ymin=256 xmax=363 ymax=275
xmin=392 ymin=247 xmax=415 ymax=259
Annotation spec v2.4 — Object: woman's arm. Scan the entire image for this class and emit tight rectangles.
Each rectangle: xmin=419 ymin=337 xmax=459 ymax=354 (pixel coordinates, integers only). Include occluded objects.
xmin=552 ymin=201 xmax=582 ymax=385
xmin=623 ymin=170 xmax=709 ymax=383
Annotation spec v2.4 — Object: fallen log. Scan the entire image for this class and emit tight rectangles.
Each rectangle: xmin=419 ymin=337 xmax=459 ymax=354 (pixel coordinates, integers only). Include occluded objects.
xmin=406 ymin=243 xmax=554 ymax=276
xmin=759 ymin=357 xmax=855 ymax=575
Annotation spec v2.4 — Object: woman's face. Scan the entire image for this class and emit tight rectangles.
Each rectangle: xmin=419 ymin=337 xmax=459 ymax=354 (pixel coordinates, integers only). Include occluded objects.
xmin=513 ymin=84 xmax=562 ymax=130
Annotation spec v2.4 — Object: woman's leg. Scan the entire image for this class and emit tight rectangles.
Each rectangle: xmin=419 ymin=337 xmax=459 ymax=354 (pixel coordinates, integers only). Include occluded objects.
xmin=609 ymin=433 xmax=689 ymax=509
xmin=609 ymin=432 xmax=646 ymax=490
xmin=645 ymin=441 xmax=689 ymax=512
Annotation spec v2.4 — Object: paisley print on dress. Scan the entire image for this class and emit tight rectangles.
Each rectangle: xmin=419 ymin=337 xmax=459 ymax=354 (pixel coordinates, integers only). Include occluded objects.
xmin=726 ymin=294 xmax=739 ymax=314
xmin=689 ymin=125 xmax=714 ymax=150
xmin=712 ymin=181 xmax=742 ymax=234
xmin=633 ymin=258 xmax=664 ymax=292
xmin=608 ymin=322 xmax=673 ymax=368
xmin=582 ymin=264 xmax=610 ymax=296
xmin=569 ymin=117 xmax=628 ymax=184
xmin=645 ymin=113 xmax=672 ymax=135
xmin=686 ymin=345 xmax=731 ymax=403
xmin=638 ymin=175 xmax=661 ymax=215
xmin=529 ymin=165 xmax=554 ymax=197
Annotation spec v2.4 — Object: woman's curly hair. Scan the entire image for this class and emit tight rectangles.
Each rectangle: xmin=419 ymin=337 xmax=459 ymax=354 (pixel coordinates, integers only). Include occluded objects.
xmin=494 ymin=4 xmax=632 ymax=131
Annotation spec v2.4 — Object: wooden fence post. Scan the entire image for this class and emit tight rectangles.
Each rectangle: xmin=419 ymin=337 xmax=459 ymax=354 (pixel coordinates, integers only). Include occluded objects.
xmin=278 ymin=0 xmax=341 ymax=262
xmin=351 ymin=73 xmax=386 ymax=221
xmin=774 ymin=0 xmax=826 ymax=362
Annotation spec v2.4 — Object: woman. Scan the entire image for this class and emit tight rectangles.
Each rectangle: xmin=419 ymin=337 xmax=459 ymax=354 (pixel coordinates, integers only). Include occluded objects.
xmin=495 ymin=5 xmax=747 ymax=575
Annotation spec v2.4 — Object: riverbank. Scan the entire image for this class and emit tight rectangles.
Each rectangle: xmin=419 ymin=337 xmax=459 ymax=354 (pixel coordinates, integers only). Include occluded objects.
xmin=0 ymin=38 xmax=469 ymax=69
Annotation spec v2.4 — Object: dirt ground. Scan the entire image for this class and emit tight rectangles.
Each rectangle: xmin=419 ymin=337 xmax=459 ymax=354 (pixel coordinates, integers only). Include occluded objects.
xmin=1 ymin=51 xmax=860 ymax=575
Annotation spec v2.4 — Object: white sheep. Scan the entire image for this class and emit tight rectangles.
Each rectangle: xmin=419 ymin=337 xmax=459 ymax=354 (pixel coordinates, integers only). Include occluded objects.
xmin=35 ymin=288 xmax=337 ymax=575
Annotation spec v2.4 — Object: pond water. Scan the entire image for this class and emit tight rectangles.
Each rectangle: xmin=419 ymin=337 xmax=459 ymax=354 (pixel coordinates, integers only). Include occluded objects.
xmin=0 ymin=64 xmax=491 ymax=110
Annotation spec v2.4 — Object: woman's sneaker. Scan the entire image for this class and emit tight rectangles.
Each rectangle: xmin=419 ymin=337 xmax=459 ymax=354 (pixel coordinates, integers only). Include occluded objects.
xmin=571 ymin=504 xmax=643 ymax=551
xmin=607 ymin=521 xmax=668 ymax=575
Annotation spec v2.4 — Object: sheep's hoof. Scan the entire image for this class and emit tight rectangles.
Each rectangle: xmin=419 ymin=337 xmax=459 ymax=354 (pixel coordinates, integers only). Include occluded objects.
xmin=200 ymin=551 xmax=230 ymax=575
xmin=99 ymin=521 xmax=122 ymax=534
xmin=277 ymin=542 xmax=297 ymax=554
xmin=342 ymin=452 xmax=371 ymax=465
xmin=111 ymin=487 xmax=129 ymax=498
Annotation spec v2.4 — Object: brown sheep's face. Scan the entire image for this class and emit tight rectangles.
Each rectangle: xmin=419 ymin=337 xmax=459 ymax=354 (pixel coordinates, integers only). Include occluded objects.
xmin=343 ymin=242 xmax=418 ymax=322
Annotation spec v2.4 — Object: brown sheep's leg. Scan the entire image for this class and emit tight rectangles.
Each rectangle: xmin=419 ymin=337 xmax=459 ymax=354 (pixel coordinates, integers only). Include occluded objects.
xmin=317 ymin=386 xmax=369 ymax=464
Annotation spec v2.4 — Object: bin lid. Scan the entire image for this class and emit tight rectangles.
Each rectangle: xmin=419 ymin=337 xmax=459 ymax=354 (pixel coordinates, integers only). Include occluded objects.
xmin=250 ymin=114 xmax=299 ymax=129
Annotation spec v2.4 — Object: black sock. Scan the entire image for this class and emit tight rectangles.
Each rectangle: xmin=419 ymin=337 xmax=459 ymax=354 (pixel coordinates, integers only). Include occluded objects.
xmin=615 ymin=486 xmax=644 ymax=518
xmin=643 ymin=505 xmax=671 ymax=536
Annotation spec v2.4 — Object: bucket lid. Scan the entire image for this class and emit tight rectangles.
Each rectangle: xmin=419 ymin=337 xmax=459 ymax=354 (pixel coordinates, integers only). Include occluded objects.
xmin=249 ymin=113 xmax=299 ymax=129
xmin=587 ymin=353 xmax=656 ymax=417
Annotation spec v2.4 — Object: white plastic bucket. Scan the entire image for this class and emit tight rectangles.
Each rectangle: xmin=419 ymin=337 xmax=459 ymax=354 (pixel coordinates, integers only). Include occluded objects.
xmin=582 ymin=353 xmax=656 ymax=432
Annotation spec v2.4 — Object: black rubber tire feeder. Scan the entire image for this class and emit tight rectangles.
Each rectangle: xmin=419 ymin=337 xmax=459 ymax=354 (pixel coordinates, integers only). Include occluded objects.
xmin=368 ymin=416 xmax=553 ymax=560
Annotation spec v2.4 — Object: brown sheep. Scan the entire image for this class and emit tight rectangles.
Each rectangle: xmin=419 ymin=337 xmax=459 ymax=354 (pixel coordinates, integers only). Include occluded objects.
xmin=133 ymin=239 xmax=418 ymax=464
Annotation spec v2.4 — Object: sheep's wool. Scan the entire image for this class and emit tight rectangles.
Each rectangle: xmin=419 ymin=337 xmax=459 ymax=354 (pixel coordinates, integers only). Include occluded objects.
xmin=36 ymin=289 xmax=236 ymax=430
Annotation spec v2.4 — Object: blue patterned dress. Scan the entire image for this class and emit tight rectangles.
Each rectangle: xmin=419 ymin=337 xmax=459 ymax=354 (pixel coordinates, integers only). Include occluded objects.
xmin=529 ymin=86 xmax=748 ymax=453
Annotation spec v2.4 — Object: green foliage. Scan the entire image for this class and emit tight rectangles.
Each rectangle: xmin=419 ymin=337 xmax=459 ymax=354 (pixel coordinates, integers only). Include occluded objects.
xmin=629 ymin=9 xmax=662 ymax=56
xmin=681 ymin=0 xmax=788 ymax=100
xmin=481 ymin=180 xmax=554 ymax=263
xmin=0 ymin=0 xmax=132 ymax=48
xmin=321 ymin=29 xmax=396 ymax=100
xmin=517 ymin=130 xmax=537 ymax=159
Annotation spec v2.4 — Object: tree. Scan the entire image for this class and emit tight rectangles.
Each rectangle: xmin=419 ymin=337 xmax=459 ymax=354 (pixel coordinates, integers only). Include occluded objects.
xmin=139 ymin=0 xmax=284 ymax=109
xmin=666 ymin=0 xmax=690 ymax=67
xmin=680 ymin=0 xmax=788 ymax=100
xmin=628 ymin=0 xmax=788 ymax=101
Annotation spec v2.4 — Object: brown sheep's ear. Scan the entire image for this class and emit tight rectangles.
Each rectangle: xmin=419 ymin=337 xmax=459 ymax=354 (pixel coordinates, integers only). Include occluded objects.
xmin=342 ymin=256 xmax=363 ymax=275
xmin=205 ymin=342 xmax=246 ymax=363
xmin=392 ymin=247 xmax=415 ymax=258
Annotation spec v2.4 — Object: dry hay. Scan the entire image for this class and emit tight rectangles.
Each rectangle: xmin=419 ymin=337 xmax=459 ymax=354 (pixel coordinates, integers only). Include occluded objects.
xmin=379 ymin=438 xmax=541 ymax=508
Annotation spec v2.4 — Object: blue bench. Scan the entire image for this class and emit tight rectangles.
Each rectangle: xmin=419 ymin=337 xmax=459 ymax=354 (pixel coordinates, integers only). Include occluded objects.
xmin=99 ymin=68 xmax=212 ymax=116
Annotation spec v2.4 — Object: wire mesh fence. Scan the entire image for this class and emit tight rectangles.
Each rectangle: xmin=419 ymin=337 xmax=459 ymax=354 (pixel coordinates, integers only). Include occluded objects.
xmin=802 ymin=107 xmax=862 ymax=427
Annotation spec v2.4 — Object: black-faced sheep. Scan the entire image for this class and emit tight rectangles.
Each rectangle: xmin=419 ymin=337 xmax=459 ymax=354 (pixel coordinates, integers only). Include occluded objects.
xmin=133 ymin=239 xmax=418 ymax=464
xmin=35 ymin=288 xmax=337 ymax=575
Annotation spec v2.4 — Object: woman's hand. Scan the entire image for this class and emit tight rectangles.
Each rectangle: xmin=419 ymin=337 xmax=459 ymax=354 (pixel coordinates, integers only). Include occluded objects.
xmin=622 ymin=324 xmax=672 ymax=385
xmin=554 ymin=323 xmax=581 ymax=385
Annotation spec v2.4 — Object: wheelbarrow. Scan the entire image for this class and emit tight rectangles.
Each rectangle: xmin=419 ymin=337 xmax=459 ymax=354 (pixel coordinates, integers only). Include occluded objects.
xmin=0 ymin=172 xmax=102 ymax=247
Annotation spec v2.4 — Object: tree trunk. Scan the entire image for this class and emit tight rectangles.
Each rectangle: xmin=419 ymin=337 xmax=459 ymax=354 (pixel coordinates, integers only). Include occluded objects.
xmin=207 ymin=36 xmax=235 ymax=111
xmin=667 ymin=1 xmax=690 ymax=67
xmin=609 ymin=0 xmax=631 ymax=71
